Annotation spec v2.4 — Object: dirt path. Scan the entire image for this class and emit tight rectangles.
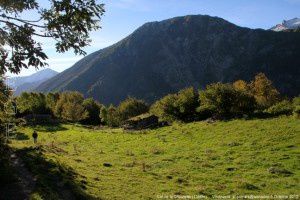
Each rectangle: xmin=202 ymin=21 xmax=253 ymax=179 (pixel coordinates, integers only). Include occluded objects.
xmin=8 ymin=149 xmax=36 ymax=199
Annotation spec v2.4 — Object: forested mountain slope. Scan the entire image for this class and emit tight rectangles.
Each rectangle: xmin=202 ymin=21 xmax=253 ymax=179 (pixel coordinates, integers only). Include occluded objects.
xmin=36 ymin=15 xmax=300 ymax=105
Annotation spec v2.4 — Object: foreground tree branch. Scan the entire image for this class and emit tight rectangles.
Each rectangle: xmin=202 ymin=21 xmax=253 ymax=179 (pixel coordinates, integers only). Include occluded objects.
xmin=0 ymin=0 xmax=105 ymax=74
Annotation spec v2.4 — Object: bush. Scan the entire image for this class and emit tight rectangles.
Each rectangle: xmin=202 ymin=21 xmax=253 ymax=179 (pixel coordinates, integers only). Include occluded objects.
xmin=196 ymin=104 xmax=215 ymax=120
xmin=292 ymin=96 xmax=300 ymax=119
xmin=265 ymin=100 xmax=293 ymax=116
xmin=82 ymin=98 xmax=102 ymax=125
xmin=118 ymin=97 xmax=149 ymax=121
xmin=46 ymin=93 xmax=60 ymax=115
xmin=233 ymin=90 xmax=256 ymax=116
xmin=249 ymin=73 xmax=280 ymax=109
xmin=100 ymin=105 xmax=121 ymax=127
xmin=198 ymin=83 xmax=256 ymax=119
xmin=17 ymin=92 xmax=50 ymax=115
xmin=150 ymin=87 xmax=199 ymax=122
xmin=293 ymin=96 xmax=300 ymax=107
xmin=150 ymin=94 xmax=178 ymax=122
xmin=174 ymin=87 xmax=199 ymax=121
xmin=54 ymin=91 xmax=88 ymax=122
xmin=101 ymin=97 xmax=148 ymax=127
xmin=293 ymin=106 xmax=300 ymax=119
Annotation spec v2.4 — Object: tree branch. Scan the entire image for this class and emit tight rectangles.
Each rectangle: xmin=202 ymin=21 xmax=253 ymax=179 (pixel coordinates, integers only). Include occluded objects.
xmin=0 ymin=19 xmax=52 ymax=38
xmin=0 ymin=14 xmax=45 ymax=28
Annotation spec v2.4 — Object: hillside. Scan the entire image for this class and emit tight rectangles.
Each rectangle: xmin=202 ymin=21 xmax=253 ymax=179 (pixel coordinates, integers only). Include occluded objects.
xmin=8 ymin=69 xmax=58 ymax=95
xmin=9 ymin=117 xmax=300 ymax=199
xmin=36 ymin=15 xmax=300 ymax=105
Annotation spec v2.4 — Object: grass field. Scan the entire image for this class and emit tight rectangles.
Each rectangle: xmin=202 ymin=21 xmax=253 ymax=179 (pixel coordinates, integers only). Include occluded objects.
xmin=9 ymin=116 xmax=300 ymax=199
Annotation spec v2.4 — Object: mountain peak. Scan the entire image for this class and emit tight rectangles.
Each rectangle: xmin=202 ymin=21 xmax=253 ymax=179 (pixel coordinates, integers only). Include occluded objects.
xmin=271 ymin=17 xmax=300 ymax=31
xmin=36 ymin=15 xmax=300 ymax=104
xmin=8 ymin=68 xmax=59 ymax=95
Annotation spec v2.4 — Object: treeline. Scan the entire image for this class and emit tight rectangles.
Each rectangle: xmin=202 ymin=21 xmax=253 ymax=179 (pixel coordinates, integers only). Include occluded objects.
xmin=4 ymin=73 xmax=300 ymax=127
xmin=151 ymin=73 xmax=300 ymax=122
xmin=14 ymin=91 xmax=149 ymax=126
xmin=16 ymin=92 xmax=101 ymax=125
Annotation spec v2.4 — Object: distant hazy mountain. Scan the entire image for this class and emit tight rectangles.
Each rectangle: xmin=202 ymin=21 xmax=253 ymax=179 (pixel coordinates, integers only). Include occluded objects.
xmin=8 ymin=69 xmax=58 ymax=95
xmin=270 ymin=18 xmax=300 ymax=31
xmin=36 ymin=15 xmax=300 ymax=105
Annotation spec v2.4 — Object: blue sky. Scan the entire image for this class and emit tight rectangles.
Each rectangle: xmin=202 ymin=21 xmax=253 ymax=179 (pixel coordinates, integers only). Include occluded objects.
xmin=11 ymin=0 xmax=300 ymax=77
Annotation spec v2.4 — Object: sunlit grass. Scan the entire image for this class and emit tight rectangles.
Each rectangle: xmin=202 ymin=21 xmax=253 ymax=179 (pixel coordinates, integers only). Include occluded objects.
xmin=10 ymin=116 xmax=300 ymax=199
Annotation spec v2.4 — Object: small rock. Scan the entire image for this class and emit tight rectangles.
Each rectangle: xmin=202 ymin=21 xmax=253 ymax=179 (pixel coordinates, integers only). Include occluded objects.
xmin=268 ymin=167 xmax=293 ymax=176
xmin=103 ymin=163 xmax=112 ymax=167
xmin=177 ymin=178 xmax=185 ymax=184
xmin=240 ymin=182 xmax=259 ymax=190
xmin=226 ymin=167 xmax=236 ymax=171
xmin=166 ymin=175 xmax=173 ymax=179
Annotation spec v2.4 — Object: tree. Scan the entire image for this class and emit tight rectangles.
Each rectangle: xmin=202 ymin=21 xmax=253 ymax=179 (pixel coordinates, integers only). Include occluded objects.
xmin=100 ymin=105 xmax=121 ymax=127
xmin=100 ymin=106 xmax=108 ymax=124
xmin=45 ymin=92 xmax=60 ymax=115
xmin=16 ymin=92 xmax=49 ymax=115
xmin=199 ymin=83 xmax=256 ymax=118
xmin=118 ymin=97 xmax=149 ymax=121
xmin=54 ymin=91 xmax=87 ymax=122
xmin=265 ymin=100 xmax=293 ymax=116
xmin=150 ymin=88 xmax=199 ymax=122
xmin=0 ymin=78 xmax=9 ymax=108
xmin=174 ymin=87 xmax=199 ymax=121
xmin=150 ymin=94 xmax=178 ymax=122
xmin=292 ymin=96 xmax=300 ymax=118
xmin=0 ymin=79 xmax=10 ymax=134
xmin=249 ymin=73 xmax=280 ymax=108
xmin=233 ymin=80 xmax=249 ymax=92
xmin=82 ymin=98 xmax=101 ymax=125
xmin=0 ymin=0 xmax=105 ymax=74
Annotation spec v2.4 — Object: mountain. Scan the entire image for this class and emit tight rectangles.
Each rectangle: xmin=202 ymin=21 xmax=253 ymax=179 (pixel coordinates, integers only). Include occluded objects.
xmin=36 ymin=15 xmax=300 ymax=105
xmin=270 ymin=18 xmax=300 ymax=31
xmin=8 ymin=69 xmax=58 ymax=95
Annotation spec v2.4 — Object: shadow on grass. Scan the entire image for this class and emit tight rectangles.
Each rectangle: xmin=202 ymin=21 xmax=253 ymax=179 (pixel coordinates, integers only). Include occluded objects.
xmin=16 ymin=146 xmax=99 ymax=200
xmin=11 ymin=132 xmax=30 ymax=140
xmin=28 ymin=124 xmax=68 ymax=133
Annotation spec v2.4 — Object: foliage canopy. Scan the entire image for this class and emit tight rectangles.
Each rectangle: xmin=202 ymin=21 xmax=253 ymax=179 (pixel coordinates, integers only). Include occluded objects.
xmin=0 ymin=0 xmax=105 ymax=74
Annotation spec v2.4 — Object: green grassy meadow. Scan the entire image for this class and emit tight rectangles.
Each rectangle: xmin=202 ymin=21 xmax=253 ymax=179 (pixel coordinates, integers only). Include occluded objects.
xmin=9 ymin=116 xmax=300 ymax=199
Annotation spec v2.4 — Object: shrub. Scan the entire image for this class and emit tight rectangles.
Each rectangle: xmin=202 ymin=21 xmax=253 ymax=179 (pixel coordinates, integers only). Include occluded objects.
xmin=150 ymin=94 xmax=178 ymax=122
xmin=292 ymin=96 xmax=300 ymax=119
xmin=292 ymin=96 xmax=300 ymax=107
xmin=198 ymin=83 xmax=256 ymax=119
xmin=150 ymin=87 xmax=199 ymax=122
xmin=82 ymin=98 xmax=102 ymax=125
xmin=249 ymin=73 xmax=280 ymax=109
xmin=54 ymin=91 xmax=88 ymax=122
xmin=45 ymin=93 xmax=60 ymax=115
xmin=233 ymin=80 xmax=249 ymax=92
xmin=118 ymin=97 xmax=149 ymax=121
xmin=233 ymin=90 xmax=256 ymax=116
xmin=196 ymin=104 xmax=215 ymax=120
xmin=100 ymin=97 xmax=148 ymax=127
xmin=100 ymin=105 xmax=121 ymax=127
xmin=174 ymin=87 xmax=199 ymax=122
xmin=17 ymin=92 xmax=49 ymax=115
xmin=265 ymin=100 xmax=293 ymax=116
